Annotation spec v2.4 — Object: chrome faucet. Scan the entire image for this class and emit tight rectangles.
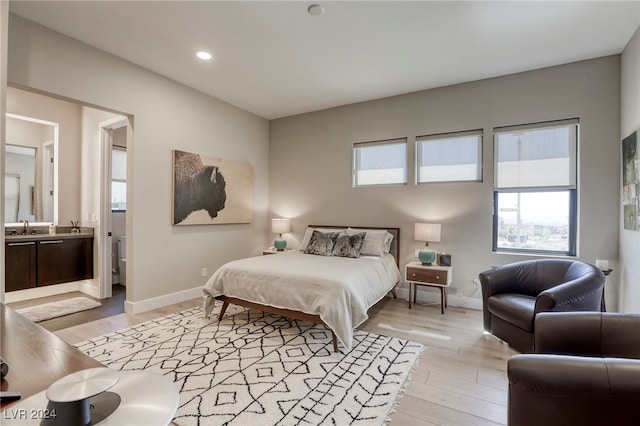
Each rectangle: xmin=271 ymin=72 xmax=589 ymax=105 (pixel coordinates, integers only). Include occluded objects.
xmin=22 ymin=220 xmax=29 ymax=235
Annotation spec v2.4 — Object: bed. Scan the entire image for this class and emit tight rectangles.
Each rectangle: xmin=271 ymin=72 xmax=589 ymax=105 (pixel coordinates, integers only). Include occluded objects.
xmin=203 ymin=225 xmax=401 ymax=352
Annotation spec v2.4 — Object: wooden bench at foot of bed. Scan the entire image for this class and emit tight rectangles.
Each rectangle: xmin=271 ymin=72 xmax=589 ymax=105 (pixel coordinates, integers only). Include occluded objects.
xmin=215 ymin=295 xmax=339 ymax=353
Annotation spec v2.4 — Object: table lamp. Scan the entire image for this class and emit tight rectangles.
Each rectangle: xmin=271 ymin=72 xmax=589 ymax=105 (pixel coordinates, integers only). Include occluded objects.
xmin=414 ymin=223 xmax=441 ymax=265
xmin=272 ymin=218 xmax=291 ymax=251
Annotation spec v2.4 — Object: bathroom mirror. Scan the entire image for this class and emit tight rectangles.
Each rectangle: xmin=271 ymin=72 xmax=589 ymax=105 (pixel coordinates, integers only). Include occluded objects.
xmin=4 ymin=113 xmax=58 ymax=226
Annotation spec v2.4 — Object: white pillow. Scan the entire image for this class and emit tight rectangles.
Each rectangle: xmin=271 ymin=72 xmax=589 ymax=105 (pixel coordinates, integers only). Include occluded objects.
xmin=346 ymin=228 xmax=392 ymax=257
xmin=383 ymin=232 xmax=394 ymax=253
xmin=298 ymin=227 xmax=346 ymax=251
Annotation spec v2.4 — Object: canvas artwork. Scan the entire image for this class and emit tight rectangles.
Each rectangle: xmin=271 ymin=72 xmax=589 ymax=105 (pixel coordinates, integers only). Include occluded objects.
xmin=622 ymin=131 xmax=639 ymax=230
xmin=172 ymin=150 xmax=253 ymax=225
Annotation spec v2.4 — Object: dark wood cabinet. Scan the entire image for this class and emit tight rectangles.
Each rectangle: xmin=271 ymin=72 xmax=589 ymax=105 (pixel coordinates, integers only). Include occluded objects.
xmin=5 ymin=241 xmax=37 ymax=292
xmin=4 ymin=236 xmax=93 ymax=291
xmin=37 ymin=238 xmax=94 ymax=287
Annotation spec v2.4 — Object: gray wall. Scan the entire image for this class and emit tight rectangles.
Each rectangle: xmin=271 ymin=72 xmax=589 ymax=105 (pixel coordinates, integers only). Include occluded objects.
xmin=270 ymin=56 xmax=621 ymax=307
xmin=619 ymin=26 xmax=640 ymax=313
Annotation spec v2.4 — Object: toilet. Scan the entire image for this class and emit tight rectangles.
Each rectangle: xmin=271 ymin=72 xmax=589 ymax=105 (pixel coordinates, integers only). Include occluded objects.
xmin=118 ymin=236 xmax=127 ymax=286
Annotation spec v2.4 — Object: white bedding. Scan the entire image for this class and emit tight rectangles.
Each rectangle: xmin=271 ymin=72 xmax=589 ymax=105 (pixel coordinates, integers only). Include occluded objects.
xmin=203 ymin=251 xmax=401 ymax=350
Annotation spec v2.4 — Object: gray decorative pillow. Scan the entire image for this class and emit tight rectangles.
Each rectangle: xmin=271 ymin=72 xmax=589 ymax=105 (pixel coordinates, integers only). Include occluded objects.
xmin=332 ymin=232 xmax=366 ymax=258
xmin=304 ymin=231 xmax=340 ymax=256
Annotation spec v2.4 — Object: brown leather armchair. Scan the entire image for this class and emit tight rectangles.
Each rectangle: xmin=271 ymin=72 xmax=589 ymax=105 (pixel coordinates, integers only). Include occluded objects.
xmin=508 ymin=312 xmax=640 ymax=426
xmin=479 ymin=259 xmax=604 ymax=353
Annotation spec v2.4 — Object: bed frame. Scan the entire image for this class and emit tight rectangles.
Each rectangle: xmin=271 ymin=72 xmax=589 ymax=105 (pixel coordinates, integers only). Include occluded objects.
xmin=215 ymin=225 xmax=401 ymax=352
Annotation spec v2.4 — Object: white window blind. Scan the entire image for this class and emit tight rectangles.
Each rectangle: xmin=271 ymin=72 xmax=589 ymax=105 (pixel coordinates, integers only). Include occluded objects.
xmin=494 ymin=119 xmax=578 ymax=190
xmin=112 ymin=148 xmax=127 ymax=181
xmin=416 ymin=130 xmax=482 ymax=183
xmin=353 ymin=138 xmax=407 ymax=186
xmin=111 ymin=147 xmax=127 ymax=211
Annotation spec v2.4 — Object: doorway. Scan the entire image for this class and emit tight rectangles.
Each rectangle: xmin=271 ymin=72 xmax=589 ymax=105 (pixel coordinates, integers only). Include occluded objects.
xmin=99 ymin=117 xmax=129 ymax=300
xmin=3 ymin=87 xmax=132 ymax=320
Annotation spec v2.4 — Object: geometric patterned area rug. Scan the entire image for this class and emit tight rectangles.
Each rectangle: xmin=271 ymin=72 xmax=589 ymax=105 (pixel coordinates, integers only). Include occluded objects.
xmin=75 ymin=305 xmax=423 ymax=425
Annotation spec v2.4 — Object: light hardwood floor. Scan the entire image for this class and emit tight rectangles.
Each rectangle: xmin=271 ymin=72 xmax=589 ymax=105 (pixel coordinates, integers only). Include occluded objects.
xmin=52 ymin=295 xmax=515 ymax=425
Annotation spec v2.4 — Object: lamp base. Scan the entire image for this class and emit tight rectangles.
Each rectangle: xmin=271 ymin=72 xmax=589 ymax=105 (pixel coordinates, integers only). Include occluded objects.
xmin=274 ymin=236 xmax=287 ymax=251
xmin=418 ymin=247 xmax=436 ymax=265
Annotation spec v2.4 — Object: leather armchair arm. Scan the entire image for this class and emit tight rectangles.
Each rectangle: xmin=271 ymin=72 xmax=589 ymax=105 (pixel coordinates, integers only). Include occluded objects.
xmin=535 ymin=312 xmax=640 ymax=358
xmin=508 ymin=354 xmax=640 ymax=425
xmin=480 ymin=265 xmax=526 ymax=331
xmin=535 ymin=273 xmax=602 ymax=313
xmin=479 ymin=265 xmax=522 ymax=297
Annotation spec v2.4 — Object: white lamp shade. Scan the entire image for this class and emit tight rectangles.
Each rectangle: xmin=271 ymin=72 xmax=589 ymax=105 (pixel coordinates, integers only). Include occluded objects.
xmin=414 ymin=223 xmax=441 ymax=243
xmin=271 ymin=218 xmax=291 ymax=234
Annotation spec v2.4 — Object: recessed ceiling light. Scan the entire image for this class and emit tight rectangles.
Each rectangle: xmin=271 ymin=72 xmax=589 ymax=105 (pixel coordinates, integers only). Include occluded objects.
xmin=307 ymin=4 xmax=324 ymax=16
xmin=196 ymin=51 xmax=212 ymax=61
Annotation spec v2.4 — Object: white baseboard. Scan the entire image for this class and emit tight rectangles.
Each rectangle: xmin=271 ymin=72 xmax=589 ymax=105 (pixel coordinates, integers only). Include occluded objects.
xmin=78 ymin=280 xmax=101 ymax=299
xmin=124 ymin=286 xmax=202 ymax=315
xmin=394 ymin=286 xmax=482 ymax=310
xmin=5 ymin=282 xmax=82 ymax=303
xmin=122 ymin=283 xmax=482 ymax=316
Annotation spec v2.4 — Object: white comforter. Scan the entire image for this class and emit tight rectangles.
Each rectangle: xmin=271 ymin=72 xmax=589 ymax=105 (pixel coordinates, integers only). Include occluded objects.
xmin=203 ymin=251 xmax=401 ymax=350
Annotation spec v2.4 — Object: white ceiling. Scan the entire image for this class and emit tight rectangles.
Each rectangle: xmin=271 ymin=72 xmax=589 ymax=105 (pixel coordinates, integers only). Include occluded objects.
xmin=9 ymin=1 xmax=640 ymax=120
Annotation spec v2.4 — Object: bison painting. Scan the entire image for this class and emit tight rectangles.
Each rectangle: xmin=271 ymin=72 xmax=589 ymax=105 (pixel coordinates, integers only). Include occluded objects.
xmin=173 ymin=150 xmax=227 ymax=225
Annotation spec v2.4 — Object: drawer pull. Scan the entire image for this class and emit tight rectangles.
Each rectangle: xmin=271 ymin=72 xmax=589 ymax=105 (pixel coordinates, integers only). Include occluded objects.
xmin=8 ymin=242 xmax=36 ymax=246
xmin=435 ymin=275 xmax=440 ymax=280
xmin=411 ymin=273 xmax=416 ymax=277
xmin=40 ymin=240 xmax=64 ymax=244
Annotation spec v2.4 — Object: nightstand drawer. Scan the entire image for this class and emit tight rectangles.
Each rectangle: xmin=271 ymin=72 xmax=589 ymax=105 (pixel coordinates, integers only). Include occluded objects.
xmin=407 ymin=267 xmax=447 ymax=285
xmin=263 ymin=249 xmax=293 ymax=255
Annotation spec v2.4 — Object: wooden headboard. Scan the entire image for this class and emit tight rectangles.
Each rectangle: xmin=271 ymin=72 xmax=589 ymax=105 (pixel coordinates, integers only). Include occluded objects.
xmin=308 ymin=225 xmax=401 ymax=267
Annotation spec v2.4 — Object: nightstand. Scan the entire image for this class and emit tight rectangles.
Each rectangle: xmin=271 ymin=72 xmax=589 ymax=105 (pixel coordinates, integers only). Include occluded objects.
xmin=405 ymin=261 xmax=453 ymax=314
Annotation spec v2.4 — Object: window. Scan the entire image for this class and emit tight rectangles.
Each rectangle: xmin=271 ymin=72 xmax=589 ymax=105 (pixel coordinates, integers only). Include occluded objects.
xmin=493 ymin=119 xmax=578 ymax=255
xmin=416 ymin=130 xmax=482 ymax=183
xmin=353 ymin=138 xmax=407 ymax=186
xmin=111 ymin=146 xmax=127 ymax=211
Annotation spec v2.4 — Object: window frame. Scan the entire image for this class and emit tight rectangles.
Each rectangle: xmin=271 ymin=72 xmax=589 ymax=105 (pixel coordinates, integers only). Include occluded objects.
xmin=415 ymin=129 xmax=483 ymax=184
xmin=492 ymin=188 xmax=578 ymax=256
xmin=352 ymin=137 xmax=408 ymax=187
xmin=492 ymin=119 xmax=579 ymax=256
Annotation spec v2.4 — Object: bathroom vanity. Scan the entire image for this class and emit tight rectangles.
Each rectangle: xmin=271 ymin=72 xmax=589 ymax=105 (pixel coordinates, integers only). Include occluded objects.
xmin=4 ymin=228 xmax=94 ymax=292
